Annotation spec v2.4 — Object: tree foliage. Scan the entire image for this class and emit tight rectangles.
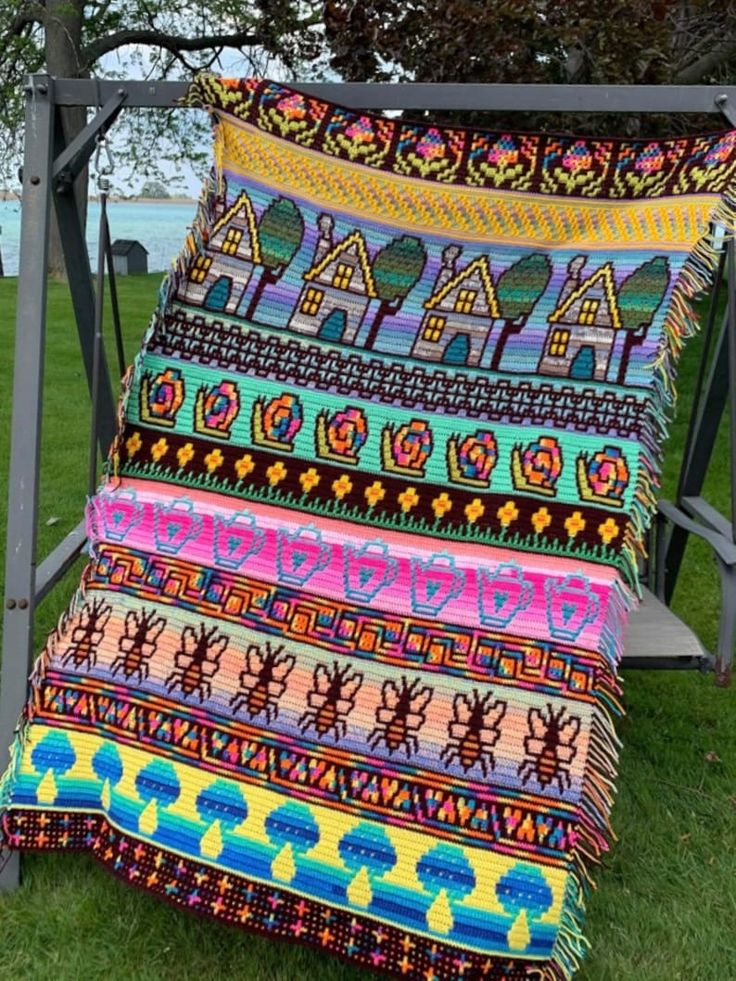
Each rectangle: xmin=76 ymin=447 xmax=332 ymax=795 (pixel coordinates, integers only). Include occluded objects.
xmin=258 ymin=196 xmax=304 ymax=271
xmin=139 ymin=179 xmax=170 ymax=198
xmin=372 ymin=235 xmax=427 ymax=304
xmin=0 ymin=0 xmax=322 ymax=273
xmin=2 ymin=1 xmax=734 ymax=189
xmin=364 ymin=234 xmax=426 ymax=348
xmin=491 ymin=253 xmax=552 ymax=370
xmin=496 ymin=254 xmax=552 ymax=321
xmin=2 ymin=2 xmax=735 ymax=272
xmin=324 ymin=1 xmax=736 ymax=134
xmin=0 ymin=0 xmax=323 ymax=189
xmin=617 ymin=256 xmax=669 ymax=330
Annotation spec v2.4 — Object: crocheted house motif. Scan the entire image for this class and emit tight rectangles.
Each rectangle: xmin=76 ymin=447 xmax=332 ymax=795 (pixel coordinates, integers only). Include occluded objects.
xmin=181 ymin=190 xmax=261 ymax=315
xmin=288 ymin=214 xmax=377 ymax=344
xmin=412 ymin=247 xmax=500 ymax=366
xmin=538 ymin=258 xmax=622 ymax=381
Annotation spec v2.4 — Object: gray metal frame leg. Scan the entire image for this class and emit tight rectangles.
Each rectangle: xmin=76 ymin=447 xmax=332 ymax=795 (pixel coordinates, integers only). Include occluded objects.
xmin=714 ymin=558 xmax=736 ymax=687
xmin=0 ymin=80 xmax=55 ymax=891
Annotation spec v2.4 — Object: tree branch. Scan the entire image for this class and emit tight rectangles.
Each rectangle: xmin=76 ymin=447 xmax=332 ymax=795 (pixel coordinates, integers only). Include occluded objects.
xmin=675 ymin=36 xmax=736 ymax=84
xmin=10 ymin=2 xmax=47 ymax=35
xmin=82 ymin=28 xmax=263 ymax=67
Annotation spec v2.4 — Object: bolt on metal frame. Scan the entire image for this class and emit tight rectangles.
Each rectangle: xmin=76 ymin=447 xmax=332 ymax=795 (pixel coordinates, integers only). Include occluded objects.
xmin=1 ymin=76 xmax=736 ymax=893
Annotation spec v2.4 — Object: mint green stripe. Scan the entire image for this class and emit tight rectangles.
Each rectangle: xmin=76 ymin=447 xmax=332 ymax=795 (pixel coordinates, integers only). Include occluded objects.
xmin=129 ymin=351 xmax=640 ymax=509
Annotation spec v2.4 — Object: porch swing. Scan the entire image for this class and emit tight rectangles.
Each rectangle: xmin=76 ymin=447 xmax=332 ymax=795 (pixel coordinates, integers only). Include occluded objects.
xmin=1 ymin=76 xmax=735 ymax=898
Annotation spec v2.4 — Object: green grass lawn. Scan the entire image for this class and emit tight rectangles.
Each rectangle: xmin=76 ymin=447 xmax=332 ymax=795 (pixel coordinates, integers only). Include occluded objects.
xmin=0 ymin=273 xmax=734 ymax=980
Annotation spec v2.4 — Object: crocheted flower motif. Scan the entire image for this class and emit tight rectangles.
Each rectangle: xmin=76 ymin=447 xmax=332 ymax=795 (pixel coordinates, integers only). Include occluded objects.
xmin=456 ymin=431 xmax=497 ymax=484
xmin=299 ymin=467 xmax=320 ymax=493
xmin=253 ymin=393 xmax=303 ymax=450
xmin=364 ymin=481 xmax=386 ymax=508
xmin=415 ymin=128 xmax=446 ymax=161
xmin=276 ymin=92 xmax=307 ymax=120
xmin=487 ymin=135 xmax=519 ymax=166
xmin=705 ymin=131 xmax=736 ymax=165
xmin=634 ymin=142 xmax=665 ymax=173
xmin=321 ymin=407 xmax=368 ymax=462
xmin=143 ymin=367 xmax=185 ymax=426
xmin=344 ymin=116 xmax=375 ymax=145
xmin=562 ymin=141 xmax=592 ymax=172
xmin=332 ymin=474 xmax=353 ymax=500
xmin=196 ymin=381 xmax=240 ymax=437
xmin=263 ymin=394 xmax=302 ymax=443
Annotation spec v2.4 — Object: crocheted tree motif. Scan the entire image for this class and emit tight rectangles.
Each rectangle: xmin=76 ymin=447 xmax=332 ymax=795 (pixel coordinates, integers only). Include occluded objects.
xmin=615 ymin=256 xmax=669 ymax=384
xmin=338 ymin=823 xmax=397 ymax=908
xmin=196 ymin=779 xmax=248 ymax=860
xmin=416 ymin=843 xmax=476 ymax=935
xmin=363 ymin=235 xmax=427 ymax=349
xmin=31 ymin=731 xmax=76 ymax=805
xmin=495 ymin=863 xmax=553 ymax=952
xmin=246 ymin=197 xmax=305 ymax=320
xmin=134 ymin=759 xmax=181 ymax=837
xmin=490 ymin=254 xmax=552 ymax=370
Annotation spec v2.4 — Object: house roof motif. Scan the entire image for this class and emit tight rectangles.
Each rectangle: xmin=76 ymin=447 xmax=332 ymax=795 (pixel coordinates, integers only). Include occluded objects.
xmin=211 ymin=191 xmax=262 ymax=263
xmin=424 ymin=256 xmax=501 ymax=318
xmin=549 ymin=263 xmax=622 ymax=330
xmin=304 ymin=230 xmax=378 ymax=298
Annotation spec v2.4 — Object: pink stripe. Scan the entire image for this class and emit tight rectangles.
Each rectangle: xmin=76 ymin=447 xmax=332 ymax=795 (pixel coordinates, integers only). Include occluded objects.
xmin=89 ymin=478 xmax=616 ymax=649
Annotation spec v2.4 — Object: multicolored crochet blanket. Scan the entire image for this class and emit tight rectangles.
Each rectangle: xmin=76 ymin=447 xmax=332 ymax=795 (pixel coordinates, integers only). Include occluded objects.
xmin=2 ymin=77 xmax=735 ymax=979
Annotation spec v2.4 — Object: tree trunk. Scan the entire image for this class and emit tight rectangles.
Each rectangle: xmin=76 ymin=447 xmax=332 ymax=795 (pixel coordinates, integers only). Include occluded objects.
xmin=364 ymin=299 xmax=397 ymax=351
xmin=45 ymin=0 xmax=88 ymax=279
xmin=616 ymin=329 xmax=645 ymax=386
xmin=245 ymin=267 xmax=276 ymax=321
xmin=490 ymin=319 xmax=518 ymax=371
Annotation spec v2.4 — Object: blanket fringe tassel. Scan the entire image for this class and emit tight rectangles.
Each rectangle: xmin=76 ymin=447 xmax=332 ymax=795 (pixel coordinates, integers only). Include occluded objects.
xmin=3 ymin=101 xmax=735 ymax=980
xmin=547 ymin=183 xmax=736 ymax=981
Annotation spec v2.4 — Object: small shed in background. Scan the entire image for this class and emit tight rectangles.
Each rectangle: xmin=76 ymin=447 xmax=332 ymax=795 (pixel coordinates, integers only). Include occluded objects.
xmin=111 ymin=239 xmax=148 ymax=275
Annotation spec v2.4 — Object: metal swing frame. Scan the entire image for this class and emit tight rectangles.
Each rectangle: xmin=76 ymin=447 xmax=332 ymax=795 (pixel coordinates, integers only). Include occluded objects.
xmin=2 ymin=76 xmax=736 ymax=893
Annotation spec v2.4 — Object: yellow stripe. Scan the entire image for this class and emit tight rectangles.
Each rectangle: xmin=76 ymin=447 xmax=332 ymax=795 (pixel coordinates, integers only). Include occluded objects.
xmin=20 ymin=723 xmax=568 ymax=930
xmin=220 ymin=117 xmax=720 ymax=250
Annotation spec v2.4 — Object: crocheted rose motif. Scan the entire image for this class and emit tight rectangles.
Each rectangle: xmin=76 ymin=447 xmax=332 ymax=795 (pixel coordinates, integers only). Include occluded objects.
xmin=196 ymin=381 xmax=240 ymax=436
xmin=326 ymin=407 xmax=368 ymax=457
xmin=521 ymin=436 xmax=563 ymax=492
xmin=585 ymin=445 xmax=630 ymax=500
xmin=456 ymin=430 xmax=498 ymax=484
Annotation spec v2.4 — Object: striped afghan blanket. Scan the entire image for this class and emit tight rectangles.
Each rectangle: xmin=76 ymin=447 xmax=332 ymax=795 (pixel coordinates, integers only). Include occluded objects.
xmin=2 ymin=77 xmax=735 ymax=979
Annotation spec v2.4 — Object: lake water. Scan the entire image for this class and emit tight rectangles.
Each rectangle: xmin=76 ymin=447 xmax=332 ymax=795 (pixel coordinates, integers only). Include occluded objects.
xmin=0 ymin=198 xmax=198 ymax=277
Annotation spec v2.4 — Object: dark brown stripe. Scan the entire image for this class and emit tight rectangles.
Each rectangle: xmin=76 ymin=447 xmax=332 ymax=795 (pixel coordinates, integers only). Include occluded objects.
xmin=186 ymin=75 xmax=736 ymax=200
xmin=119 ymin=422 xmax=627 ymax=560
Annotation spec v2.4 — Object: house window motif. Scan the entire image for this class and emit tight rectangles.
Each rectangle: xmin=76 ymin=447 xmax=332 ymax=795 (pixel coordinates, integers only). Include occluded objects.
xmin=332 ymin=263 xmax=354 ymax=290
xmin=190 ymin=255 xmax=212 ymax=284
xmin=454 ymin=289 xmax=477 ymax=315
xmin=221 ymin=228 xmax=243 ymax=256
xmin=423 ymin=315 xmax=446 ymax=343
xmin=549 ymin=329 xmax=570 ymax=357
xmin=577 ymin=298 xmax=600 ymax=326
xmin=301 ymin=287 xmax=324 ymax=316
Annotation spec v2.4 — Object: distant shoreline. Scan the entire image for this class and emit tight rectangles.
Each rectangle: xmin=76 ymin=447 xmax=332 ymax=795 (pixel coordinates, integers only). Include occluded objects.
xmin=95 ymin=196 xmax=198 ymax=205
xmin=0 ymin=191 xmax=196 ymax=205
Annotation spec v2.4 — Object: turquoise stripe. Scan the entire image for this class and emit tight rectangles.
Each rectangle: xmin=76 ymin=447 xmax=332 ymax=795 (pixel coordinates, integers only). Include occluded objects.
xmin=130 ymin=351 xmax=640 ymax=510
